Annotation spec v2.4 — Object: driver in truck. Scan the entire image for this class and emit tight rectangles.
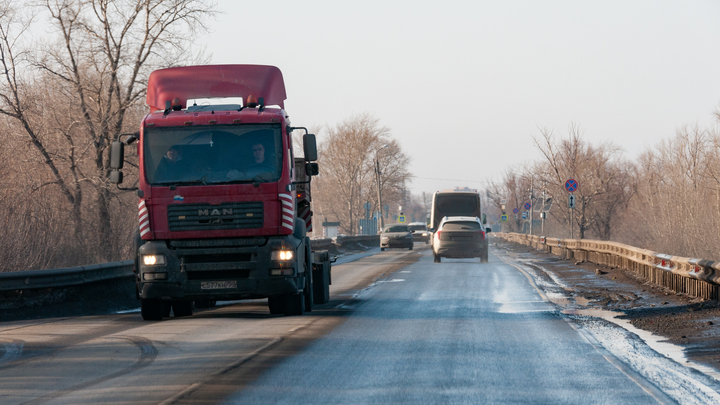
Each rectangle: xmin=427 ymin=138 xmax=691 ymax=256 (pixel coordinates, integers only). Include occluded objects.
xmin=227 ymin=141 xmax=276 ymax=180
xmin=251 ymin=142 xmax=265 ymax=164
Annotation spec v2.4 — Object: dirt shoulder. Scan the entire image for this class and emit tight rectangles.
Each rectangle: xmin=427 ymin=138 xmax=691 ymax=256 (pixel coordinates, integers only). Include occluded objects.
xmin=492 ymin=237 xmax=720 ymax=372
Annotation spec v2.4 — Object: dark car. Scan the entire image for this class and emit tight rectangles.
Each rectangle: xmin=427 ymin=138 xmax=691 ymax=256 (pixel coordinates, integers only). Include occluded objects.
xmin=407 ymin=222 xmax=430 ymax=244
xmin=380 ymin=224 xmax=414 ymax=251
xmin=432 ymin=216 xmax=489 ymax=263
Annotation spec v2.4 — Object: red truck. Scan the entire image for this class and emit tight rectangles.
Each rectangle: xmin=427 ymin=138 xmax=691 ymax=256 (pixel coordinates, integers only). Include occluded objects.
xmin=109 ymin=65 xmax=332 ymax=320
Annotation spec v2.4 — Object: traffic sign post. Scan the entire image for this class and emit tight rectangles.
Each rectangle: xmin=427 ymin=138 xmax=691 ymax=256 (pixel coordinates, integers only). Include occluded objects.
xmin=565 ymin=179 xmax=579 ymax=239
xmin=398 ymin=215 xmax=406 ymax=223
xmin=501 ymin=214 xmax=508 ymax=222
xmin=513 ymin=208 xmax=519 ymax=214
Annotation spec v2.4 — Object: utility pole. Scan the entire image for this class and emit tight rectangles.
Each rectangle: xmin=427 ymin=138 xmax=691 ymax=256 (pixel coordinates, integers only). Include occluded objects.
xmin=375 ymin=144 xmax=388 ymax=232
xmin=529 ymin=177 xmax=534 ymax=236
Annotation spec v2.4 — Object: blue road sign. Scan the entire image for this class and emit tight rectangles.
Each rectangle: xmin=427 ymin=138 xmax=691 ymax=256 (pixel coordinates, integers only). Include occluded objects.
xmin=513 ymin=208 xmax=519 ymax=214
xmin=565 ymin=178 xmax=578 ymax=193
xmin=501 ymin=215 xmax=508 ymax=222
xmin=524 ymin=202 xmax=531 ymax=210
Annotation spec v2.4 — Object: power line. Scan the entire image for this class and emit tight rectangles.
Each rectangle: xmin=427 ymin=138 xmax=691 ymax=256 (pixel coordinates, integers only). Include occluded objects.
xmin=411 ymin=176 xmax=485 ymax=184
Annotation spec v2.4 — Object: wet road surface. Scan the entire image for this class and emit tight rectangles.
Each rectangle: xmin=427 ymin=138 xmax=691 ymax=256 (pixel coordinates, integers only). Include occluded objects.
xmin=0 ymin=245 xmax=684 ymax=404
xmin=220 ymin=248 xmax=664 ymax=404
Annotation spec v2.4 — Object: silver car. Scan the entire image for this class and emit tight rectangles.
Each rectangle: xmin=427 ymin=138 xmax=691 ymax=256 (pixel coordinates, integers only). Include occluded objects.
xmin=380 ymin=224 xmax=414 ymax=251
xmin=432 ymin=216 xmax=489 ymax=263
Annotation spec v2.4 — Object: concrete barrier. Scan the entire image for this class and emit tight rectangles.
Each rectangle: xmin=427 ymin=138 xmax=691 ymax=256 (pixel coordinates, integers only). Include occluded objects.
xmin=495 ymin=233 xmax=719 ymax=300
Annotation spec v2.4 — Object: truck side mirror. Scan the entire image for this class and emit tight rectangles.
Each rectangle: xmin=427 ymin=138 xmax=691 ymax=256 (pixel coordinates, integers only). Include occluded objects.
xmin=303 ymin=134 xmax=317 ymax=162
xmin=485 ymin=227 xmax=492 ymax=233
xmin=305 ymin=162 xmax=319 ymax=176
xmin=110 ymin=141 xmax=124 ymax=169
xmin=109 ymin=170 xmax=124 ymax=184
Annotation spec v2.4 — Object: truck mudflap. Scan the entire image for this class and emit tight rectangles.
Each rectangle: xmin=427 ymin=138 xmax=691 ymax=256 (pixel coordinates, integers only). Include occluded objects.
xmin=312 ymin=250 xmax=332 ymax=304
xmin=137 ymin=237 xmax=305 ymax=301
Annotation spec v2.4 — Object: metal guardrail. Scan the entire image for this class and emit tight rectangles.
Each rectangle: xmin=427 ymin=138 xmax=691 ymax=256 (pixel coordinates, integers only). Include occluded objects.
xmin=0 ymin=235 xmax=379 ymax=292
xmin=496 ymin=233 xmax=719 ymax=300
xmin=0 ymin=260 xmax=134 ymax=292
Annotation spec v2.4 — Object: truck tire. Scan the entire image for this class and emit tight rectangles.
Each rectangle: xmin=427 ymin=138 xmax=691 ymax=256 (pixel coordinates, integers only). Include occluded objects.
xmin=481 ymin=251 xmax=489 ymax=263
xmin=268 ymin=295 xmax=285 ymax=315
xmin=409 ymin=245 xmax=413 ymax=250
xmin=141 ymin=299 xmax=165 ymax=321
xmin=433 ymin=252 xmax=441 ymax=263
xmin=172 ymin=301 xmax=193 ymax=317
xmin=284 ymin=291 xmax=305 ymax=316
xmin=381 ymin=247 xmax=385 ymax=251
xmin=313 ymin=262 xmax=330 ymax=305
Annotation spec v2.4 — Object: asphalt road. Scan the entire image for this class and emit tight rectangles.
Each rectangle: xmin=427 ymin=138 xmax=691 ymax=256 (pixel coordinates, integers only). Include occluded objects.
xmin=0 ymin=245 xmax=678 ymax=404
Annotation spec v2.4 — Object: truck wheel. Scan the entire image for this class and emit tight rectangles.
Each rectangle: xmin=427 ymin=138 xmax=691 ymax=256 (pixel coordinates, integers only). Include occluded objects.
xmin=304 ymin=276 xmax=314 ymax=312
xmin=433 ymin=252 xmax=441 ymax=263
xmin=381 ymin=247 xmax=385 ymax=251
xmin=268 ymin=295 xmax=285 ymax=314
xmin=284 ymin=292 xmax=305 ymax=316
xmin=313 ymin=262 xmax=330 ymax=305
xmin=172 ymin=301 xmax=193 ymax=317
xmin=141 ymin=299 xmax=165 ymax=321
xmin=481 ymin=251 xmax=489 ymax=263
xmin=163 ymin=301 xmax=172 ymax=317
xmin=409 ymin=245 xmax=413 ymax=250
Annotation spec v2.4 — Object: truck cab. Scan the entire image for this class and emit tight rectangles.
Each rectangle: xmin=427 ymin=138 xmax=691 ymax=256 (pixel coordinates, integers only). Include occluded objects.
xmin=110 ymin=65 xmax=331 ymax=320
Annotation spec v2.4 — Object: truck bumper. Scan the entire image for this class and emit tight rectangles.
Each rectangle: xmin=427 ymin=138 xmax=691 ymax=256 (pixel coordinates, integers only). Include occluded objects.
xmin=137 ymin=236 xmax=305 ymax=301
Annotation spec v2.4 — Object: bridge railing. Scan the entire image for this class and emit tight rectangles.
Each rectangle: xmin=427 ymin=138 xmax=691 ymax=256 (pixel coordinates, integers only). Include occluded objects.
xmin=0 ymin=236 xmax=380 ymax=292
xmin=495 ymin=233 xmax=719 ymax=300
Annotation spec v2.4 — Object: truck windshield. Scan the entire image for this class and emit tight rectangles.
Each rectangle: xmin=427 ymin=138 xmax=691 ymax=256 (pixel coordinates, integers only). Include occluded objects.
xmin=144 ymin=124 xmax=283 ymax=186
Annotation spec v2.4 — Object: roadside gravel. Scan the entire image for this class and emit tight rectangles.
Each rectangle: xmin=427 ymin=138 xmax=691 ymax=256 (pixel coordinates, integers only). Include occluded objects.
xmin=492 ymin=237 xmax=720 ymax=374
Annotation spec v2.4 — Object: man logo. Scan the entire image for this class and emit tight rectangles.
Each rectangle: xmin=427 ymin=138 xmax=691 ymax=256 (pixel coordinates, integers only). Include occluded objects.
xmin=198 ymin=208 xmax=233 ymax=216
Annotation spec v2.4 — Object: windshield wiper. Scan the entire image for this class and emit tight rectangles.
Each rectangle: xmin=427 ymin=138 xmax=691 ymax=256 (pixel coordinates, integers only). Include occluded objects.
xmin=160 ymin=175 xmax=208 ymax=189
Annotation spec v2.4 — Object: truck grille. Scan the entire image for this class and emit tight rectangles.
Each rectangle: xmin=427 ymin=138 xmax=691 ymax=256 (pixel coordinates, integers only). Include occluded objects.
xmin=168 ymin=202 xmax=263 ymax=231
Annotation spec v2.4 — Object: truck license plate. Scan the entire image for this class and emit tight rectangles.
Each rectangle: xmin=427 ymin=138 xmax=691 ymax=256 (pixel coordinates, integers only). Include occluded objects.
xmin=200 ymin=280 xmax=237 ymax=290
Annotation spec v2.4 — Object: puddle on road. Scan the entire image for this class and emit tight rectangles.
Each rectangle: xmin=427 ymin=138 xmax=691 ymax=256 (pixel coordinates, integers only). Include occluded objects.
xmin=563 ymin=307 xmax=720 ymax=381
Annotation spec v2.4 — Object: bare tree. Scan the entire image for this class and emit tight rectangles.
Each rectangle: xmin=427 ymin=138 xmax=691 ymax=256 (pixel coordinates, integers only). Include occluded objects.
xmin=0 ymin=0 xmax=214 ymax=265
xmin=533 ymin=123 xmax=632 ymax=239
xmin=315 ymin=113 xmax=410 ymax=235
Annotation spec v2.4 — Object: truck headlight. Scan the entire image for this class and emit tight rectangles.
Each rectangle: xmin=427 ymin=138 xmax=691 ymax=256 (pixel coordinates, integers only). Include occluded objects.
xmin=142 ymin=254 xmax=166 ymax=266
xmin=271 ymin=250 xmax=294 ymax=261
xmin=422 ymin=232 xmax=428 ymax=236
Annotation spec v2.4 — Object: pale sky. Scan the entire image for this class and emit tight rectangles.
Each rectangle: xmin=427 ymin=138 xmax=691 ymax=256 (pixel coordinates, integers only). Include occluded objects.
xmin=202 ymin=0 xmax=720 ymax=196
